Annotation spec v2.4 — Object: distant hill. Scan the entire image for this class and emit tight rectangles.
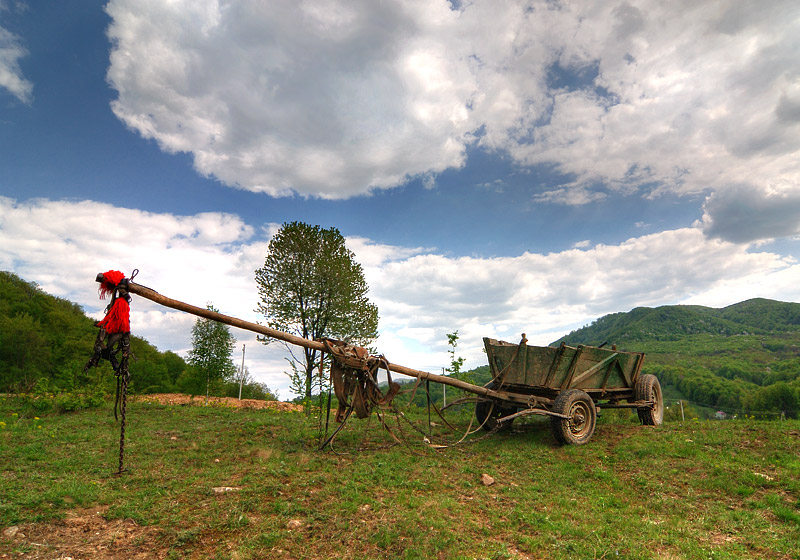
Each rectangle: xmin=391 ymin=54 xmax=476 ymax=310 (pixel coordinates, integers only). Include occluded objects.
xmin=553 ymin=298 xmax=800 ymax=346
xmin=0 ymin=271 xmax=188 ymax=394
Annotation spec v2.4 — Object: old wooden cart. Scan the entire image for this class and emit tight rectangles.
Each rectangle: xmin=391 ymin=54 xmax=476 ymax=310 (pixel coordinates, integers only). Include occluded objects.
xmin=476 ymin=336 xmax=663 ymax=444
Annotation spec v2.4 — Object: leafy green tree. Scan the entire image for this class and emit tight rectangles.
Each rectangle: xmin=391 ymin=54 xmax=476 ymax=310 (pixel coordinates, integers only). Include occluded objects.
xmin=746 ymin=382 xmax=799 ymax=418
xmin=445 ymin=330 xmax=470 ymax=383
xmin=0 ymin=312 xmax=49 ymax=390
xmin=186 ymin=304 xmax=237 ymax=399
xmin=162 ymin=351 xmax=189 ymax=387
xmin=254 ymin=222 xmax=379 ymax=405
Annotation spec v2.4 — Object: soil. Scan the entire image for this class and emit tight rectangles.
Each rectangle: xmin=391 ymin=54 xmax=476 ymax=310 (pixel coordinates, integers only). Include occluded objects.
xmin=133 ymin=393 xmax=303 ymax=412
xmin=0 ymin=506 xmax=164 ymax=559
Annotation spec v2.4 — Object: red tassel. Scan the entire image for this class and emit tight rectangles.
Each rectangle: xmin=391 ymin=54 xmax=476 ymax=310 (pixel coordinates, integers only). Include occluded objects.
xmin=99 ymin=270 xmax=126 ymax=299
xmin=96 ymin=270 xmax=130 ymax=333
xmin=98 ymin=298 xmax=130 ymax=334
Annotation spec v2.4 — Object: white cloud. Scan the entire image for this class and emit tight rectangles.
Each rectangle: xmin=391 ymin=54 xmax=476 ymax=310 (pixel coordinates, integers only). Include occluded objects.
xmin=477 ymin=1 xmax=800 ymax=221
xmin=103 ymin=0 xmax=800 ymax=242
xmin=0 ymin=23 xmax=33 ymax=103
xmin=105 ymin=0 xmax=474 ymax=199
xmin=4 ymin=198 xmax=798 ymax=396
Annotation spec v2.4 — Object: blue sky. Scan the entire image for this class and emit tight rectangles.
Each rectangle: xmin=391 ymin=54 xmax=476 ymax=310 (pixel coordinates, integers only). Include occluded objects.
xmin=2 ymin=0 xmax=799 ymax=397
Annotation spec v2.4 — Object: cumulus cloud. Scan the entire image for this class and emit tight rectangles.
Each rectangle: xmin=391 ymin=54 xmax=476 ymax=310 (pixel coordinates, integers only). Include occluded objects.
xmin=105 ymin=0 xmax=475 ymax=199
xmin=3 ymin=198 xmax=798 ymax=395
xmin=700 ymin=183 xmax=800 ymax=243
xmin=103 ymin=0 xmax=800 ymax=241
xmin=0 ymin=22 xmax=33 ymax=103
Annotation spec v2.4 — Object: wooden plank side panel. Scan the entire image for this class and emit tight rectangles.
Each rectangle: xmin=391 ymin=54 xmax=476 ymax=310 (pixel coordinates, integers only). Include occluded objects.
xmin=485 ymin=338 xmax=644 ymax=392
xmin=571 ymin=351 xmax=641 ymax=390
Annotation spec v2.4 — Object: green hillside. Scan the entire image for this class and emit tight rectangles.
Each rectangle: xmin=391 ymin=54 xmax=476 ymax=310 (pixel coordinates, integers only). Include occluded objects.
xmin=0 ymin=271 xmax=187 ymax=395
xmin=554 ymin=298 xmax=800 ymax=344
xmin=553 ymin=299 xmax=800 ymax=418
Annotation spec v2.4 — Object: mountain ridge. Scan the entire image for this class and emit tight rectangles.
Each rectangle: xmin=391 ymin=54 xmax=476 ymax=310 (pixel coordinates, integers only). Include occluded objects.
xmin=553 ymin=298 xmax=800 ymax=347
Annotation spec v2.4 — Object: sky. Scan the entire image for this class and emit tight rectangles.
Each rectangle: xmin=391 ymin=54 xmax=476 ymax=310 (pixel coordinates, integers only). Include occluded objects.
xmin=1 ymin=0 xmax=799 ymax=398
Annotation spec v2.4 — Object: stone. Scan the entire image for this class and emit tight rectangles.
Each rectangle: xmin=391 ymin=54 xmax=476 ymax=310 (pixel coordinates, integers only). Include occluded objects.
xmin=211 ymin=486 xmax=240 ymax=493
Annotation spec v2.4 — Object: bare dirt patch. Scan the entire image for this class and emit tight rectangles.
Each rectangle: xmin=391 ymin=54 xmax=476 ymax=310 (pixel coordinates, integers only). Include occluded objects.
xmin=133 ymin=393 xmax=303 ymax=412
xmin=0 ymin=506 xmax=164 ymax=559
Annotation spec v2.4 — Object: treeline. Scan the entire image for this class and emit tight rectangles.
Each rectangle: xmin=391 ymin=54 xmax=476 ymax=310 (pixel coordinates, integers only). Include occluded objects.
xmin=0 ymin=271 xmax=274 ymax=401
xmin=648 ymin=364 xmax=799 ymax=417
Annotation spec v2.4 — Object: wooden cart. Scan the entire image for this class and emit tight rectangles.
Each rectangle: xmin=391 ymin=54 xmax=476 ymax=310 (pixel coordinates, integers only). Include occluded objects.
xmin=477 ymin=336 xmax=663 ymax=444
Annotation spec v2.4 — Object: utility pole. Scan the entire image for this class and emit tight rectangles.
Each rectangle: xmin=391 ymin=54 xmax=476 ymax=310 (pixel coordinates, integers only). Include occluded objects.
xmin=442 ymin=367 xmax=447 ymax=408
xmin=678 ymin=400 xmax=685 ymax=422
xmin=238 ymin=344 xmax=246 ymax=400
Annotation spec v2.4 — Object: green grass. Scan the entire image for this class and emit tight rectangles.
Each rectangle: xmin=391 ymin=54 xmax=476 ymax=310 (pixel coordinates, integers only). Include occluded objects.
xmin=1 ymin=397 xmax=798 ymax=559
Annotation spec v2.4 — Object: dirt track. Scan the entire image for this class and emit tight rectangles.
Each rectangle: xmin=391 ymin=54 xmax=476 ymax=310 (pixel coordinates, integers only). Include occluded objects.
xmin=133 ymin=393 xmax=303 ymax=412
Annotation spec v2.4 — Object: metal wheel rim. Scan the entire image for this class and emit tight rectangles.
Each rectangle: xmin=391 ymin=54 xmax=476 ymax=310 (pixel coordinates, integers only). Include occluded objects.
xmin=568 ymin=400 xmax=592 ymax=436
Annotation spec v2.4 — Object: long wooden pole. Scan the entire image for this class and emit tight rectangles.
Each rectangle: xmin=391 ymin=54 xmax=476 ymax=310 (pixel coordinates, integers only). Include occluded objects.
xmin=118 ymin=278 xmax=515 ymax=402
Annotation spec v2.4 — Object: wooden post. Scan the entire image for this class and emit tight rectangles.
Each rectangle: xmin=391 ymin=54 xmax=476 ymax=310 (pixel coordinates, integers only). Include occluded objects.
xmin=238 ymin=344 xmax=246 ymax=400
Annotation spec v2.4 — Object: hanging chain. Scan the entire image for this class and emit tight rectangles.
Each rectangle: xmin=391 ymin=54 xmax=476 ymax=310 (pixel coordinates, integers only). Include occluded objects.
xmin=116 ymin=333 xmax=131 ymax=474
xmin=117 ymin=370 xmax=129 ymax=474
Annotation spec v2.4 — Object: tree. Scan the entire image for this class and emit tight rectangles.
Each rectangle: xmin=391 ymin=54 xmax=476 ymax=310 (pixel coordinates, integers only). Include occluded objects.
xmin=255 ymin=222 xmax=379 ymax=405
xmin=445 ymin=330 xmax=468 ymax=382
xmin=186 ymin=304 xmax=237 ymax=399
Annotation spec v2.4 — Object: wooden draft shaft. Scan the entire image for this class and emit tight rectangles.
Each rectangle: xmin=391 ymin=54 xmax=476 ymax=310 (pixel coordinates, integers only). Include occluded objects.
xmin=112 ymin=277 xmax=508 ymax=401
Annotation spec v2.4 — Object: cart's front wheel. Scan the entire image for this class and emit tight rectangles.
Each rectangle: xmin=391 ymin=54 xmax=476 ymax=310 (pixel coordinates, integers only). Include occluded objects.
xmin=550 ymin=389 xmax=597 ymax=445
xmin=635 ymin=374 xmax=664 ymax=425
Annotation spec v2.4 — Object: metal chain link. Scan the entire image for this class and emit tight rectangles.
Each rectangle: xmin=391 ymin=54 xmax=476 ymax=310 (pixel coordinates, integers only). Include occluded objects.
xmin=118 ymin=372 xmax=128 ymax=474
xmin=116 ymin=334 xmax=131 ymax=475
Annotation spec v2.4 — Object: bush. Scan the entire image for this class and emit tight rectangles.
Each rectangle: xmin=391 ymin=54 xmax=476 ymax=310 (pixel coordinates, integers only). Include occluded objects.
xmin=12 ymin=379 xmax=108 ymax=415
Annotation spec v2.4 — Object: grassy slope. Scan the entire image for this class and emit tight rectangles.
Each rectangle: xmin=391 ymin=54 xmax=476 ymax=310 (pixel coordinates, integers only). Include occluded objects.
xmin=1 ymin=398 xmax=798 ymax=560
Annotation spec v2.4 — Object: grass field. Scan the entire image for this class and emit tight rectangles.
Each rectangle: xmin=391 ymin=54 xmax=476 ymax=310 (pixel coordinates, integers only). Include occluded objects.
xmin=1 ymin=396 xmax=798 ymax=559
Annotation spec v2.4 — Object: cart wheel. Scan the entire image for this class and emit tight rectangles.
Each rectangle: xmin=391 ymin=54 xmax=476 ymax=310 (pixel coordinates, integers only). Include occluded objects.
xmin=635 ymin=374 xmax=664 ymax=426
xmin=550 ymin=389 xmax=597 ymax=445
xmin=475 ymin=400 xmax=514 ymax=432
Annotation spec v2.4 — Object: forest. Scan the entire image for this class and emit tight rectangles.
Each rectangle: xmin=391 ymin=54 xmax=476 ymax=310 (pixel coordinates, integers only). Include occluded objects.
xmin=1 ymin=270 xmax=798 ymax=417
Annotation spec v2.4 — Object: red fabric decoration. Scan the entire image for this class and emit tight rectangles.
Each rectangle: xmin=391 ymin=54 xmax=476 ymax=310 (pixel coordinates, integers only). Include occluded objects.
xmin=98 ymin=298 xmax=130 ymax=334
xmin=99 ymin=270 xmax=126 ymax=299
xmin=97 ymin=270 xmax=130 ymax=333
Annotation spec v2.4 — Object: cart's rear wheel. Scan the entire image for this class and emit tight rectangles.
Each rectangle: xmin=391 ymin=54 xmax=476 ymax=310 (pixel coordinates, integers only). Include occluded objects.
xmin=635 ymin=374 xmax=664 ymax=425
xmin=550 ymin=389 xmax=596 ymax=445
